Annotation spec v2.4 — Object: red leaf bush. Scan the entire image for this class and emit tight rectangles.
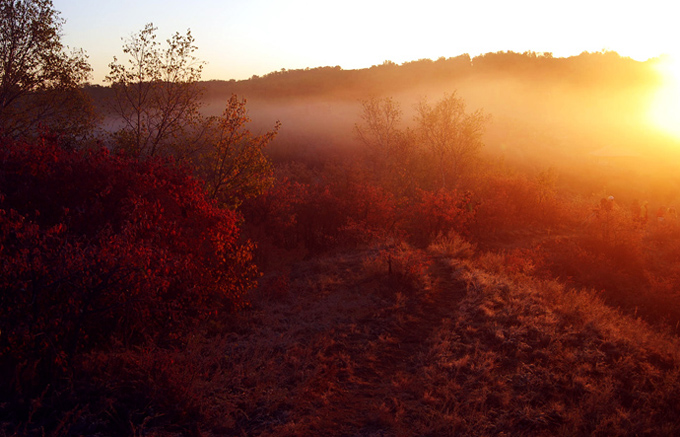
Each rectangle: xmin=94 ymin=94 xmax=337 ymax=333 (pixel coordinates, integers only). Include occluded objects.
xmin=402 ymin=188 xmax=476 ymax=247
xmin=0 ymin=138 xmax=258 ymax=391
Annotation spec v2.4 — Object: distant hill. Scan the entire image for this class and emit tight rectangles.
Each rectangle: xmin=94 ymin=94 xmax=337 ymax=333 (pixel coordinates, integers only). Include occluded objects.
xmin=86 ymin=50 xmax=659 ymax=105
xmin=199 ymin=50 xmax=658 ymax=101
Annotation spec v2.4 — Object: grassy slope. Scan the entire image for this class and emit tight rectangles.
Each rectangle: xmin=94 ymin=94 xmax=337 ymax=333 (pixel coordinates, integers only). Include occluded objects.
xmin=132 ymin=241 xmax=680 ymax=436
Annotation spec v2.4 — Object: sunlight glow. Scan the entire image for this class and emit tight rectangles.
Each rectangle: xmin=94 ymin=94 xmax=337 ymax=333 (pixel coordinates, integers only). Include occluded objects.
xmin=649 ymin=55 xmax=680 ymax=138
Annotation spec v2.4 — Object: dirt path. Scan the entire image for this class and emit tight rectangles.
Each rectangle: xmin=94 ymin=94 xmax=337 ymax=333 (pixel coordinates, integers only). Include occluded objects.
xmin=369 ymin=254 xmax=468 ymax=374
xmin=278 ymin=252 xmax=469 ymax=435
xmin=219 ymin=245 xmax=680 ymax=436
xmin=224 ymin=249 xmax=472 ymax=435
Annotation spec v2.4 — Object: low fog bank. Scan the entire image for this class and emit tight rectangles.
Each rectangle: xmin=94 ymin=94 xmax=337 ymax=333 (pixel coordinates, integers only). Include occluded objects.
xmin=90 ymin=51 xmax=680 ymax=206
xmin=203 ymin=96 xmax=360 ymax=160
xmin=201 ymin=60 xmax=680 ymax=207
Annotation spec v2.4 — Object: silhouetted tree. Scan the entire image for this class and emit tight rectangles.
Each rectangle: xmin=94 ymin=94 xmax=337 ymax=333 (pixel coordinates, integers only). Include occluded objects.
xmin=355 ymin=96 xmax=421 ymax=196
xmin=416 ymin=92 xmax=489 ymax=188
xmin=0 ymin=0 xmax=94 ymax=143
xmin=106 ymin=23 xmax=203 ymax=156
xmin=355 ymin=97 xmax=402 ymax=174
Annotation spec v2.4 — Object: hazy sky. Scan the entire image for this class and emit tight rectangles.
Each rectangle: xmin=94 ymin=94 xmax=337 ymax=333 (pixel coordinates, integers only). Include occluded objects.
xmin=53 ymin=0 xmax=678 ymax=84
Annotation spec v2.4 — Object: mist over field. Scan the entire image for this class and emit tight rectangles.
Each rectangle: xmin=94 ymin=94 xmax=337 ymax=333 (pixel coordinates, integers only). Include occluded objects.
xmin=195 ymin=51 xmax=680 ymax=210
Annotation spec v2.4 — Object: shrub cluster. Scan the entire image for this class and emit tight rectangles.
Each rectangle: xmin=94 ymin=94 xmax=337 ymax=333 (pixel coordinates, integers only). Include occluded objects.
xmin=242 ymin=170 xmax=477 ymax=260
xmin=0 ymin=138 xmax=258 ymax=403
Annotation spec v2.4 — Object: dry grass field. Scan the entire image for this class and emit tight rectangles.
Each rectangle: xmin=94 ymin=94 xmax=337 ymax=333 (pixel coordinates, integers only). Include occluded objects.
xmin=85 ymin=240 xmax=680 ymax=436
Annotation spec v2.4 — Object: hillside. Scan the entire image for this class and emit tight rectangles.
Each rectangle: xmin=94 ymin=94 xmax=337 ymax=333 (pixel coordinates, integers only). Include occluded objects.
xmin=88 ymin=242 xmax=680 ymax=435
xmin=6 ymin=48 xmax=680 ymax=436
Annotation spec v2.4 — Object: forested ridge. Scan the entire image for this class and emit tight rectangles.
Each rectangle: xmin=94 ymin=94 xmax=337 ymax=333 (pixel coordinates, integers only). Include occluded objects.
xmin=83 ymin=50 xmax=660 ymax=107
xmin=198 ymin=50 xmax=657 ymax=98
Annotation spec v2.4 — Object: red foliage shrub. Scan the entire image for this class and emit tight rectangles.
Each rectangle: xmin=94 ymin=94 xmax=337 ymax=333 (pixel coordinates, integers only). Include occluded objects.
xmin=242 ymin=179 xmax=343 ymax=253
xmin=0 ymin=138 xmax=258 ymax=390
xmin=243 ymin=167 xmax=478 ymax=260
xmin=337 ymin=182 xmax=397 ymax=245
xmin=473 ymin=175 xmax=535 ymax=235
xmin=538 ymin=236 xmax=650 ymax=314
xmin=472 ymin=174 xmax=568 ymax=240
xmin=242 ymin=176 xmax=398 ymax=256
xmin=241 ymin=177 xmax=309 ymax=249
xmin=402 ymin=188 xmax=476 ymax=246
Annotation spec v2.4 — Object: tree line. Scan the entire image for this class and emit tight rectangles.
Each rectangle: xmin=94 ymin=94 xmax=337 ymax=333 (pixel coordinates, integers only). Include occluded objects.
xmin=199 ymin=49 xmax=658 ymax=101
xmin=1 ymin=1 xmax=279 ymax=208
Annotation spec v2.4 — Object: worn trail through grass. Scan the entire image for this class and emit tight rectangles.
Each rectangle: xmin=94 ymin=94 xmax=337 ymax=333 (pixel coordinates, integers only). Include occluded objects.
xmin=217 ymin=247 xmax=680 ymax=436
xmin=265 ymin=251 xmax=470 ymax=435
xmin=364 ymin=255 xmax=468 ymax=380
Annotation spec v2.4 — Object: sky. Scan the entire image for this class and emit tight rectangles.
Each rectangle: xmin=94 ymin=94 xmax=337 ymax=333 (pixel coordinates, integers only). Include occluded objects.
xmin=53 ymin=0 xmax=679 ymax=84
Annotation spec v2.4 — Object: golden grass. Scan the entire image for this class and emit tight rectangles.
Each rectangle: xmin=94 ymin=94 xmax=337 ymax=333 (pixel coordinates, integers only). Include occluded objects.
xmin=32 ymin=243 xmax=680 ymax=435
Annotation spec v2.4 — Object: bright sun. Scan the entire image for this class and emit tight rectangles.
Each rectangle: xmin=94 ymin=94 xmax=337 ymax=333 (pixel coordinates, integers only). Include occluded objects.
xmin=649 ymin=55 xmax=680 ymax=138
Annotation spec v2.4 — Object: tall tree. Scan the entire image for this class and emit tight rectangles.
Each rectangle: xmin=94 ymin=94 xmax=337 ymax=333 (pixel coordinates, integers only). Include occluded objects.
xmin=107 ymin=24 xmax=278 ymax=209
xmin=355 ymin=96 xmax=418 ymax=195
xmin=0 ymin=0 xmax=93 ymax=142
xmin=416 ymin=92 xmax=489 ymax=188
xmin=355 ymin=96 xmax=402 ymax=174
xmin=106 ymin=23 xmax=204 ymax=157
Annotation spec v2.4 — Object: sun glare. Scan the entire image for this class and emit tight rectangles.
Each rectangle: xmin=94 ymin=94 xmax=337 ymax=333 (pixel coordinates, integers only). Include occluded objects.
xmin=649 ymin=55 xmax=680 ymax=138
